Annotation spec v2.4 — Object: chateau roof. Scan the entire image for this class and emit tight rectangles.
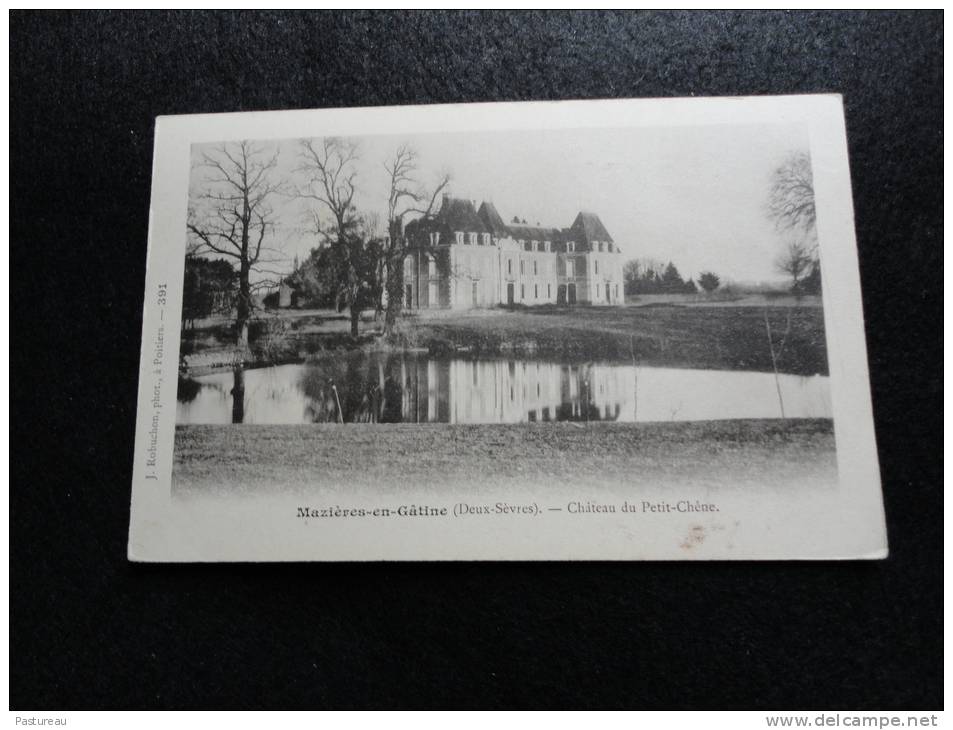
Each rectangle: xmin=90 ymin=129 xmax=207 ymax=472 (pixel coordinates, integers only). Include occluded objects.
xmin=405 ymin=197 xmax=615 ymax=251
xmin=507 ymin=222 xmax=564 ymax=242
xmin=477 ymin=201 xmax=510 ymax=237
xmin=569 ymin=211 xmax=614 ymax=244
xmin=435 ymin=196 xmax=488 ymax=234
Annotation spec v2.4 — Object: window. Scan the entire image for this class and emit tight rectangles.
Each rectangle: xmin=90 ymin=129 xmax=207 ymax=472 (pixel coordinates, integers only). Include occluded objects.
xmin=547 ymin=284 xmax=551 ymax=298
xmin=520 ymin=260 xmax=525 ymax=275
xmin=507 ymin=259 xmax=512 ymax=275
xmin=534 ymin=284 xmax=538 ymax=299
xmin=428 ymin=258 xmax=436 ymax=277
xmin=521 ymin=284 xmax=525 ymax=300
xmin=615 ymin=284 xmax=619 ymax=299
xmin=595 ymin=260 xmax=599 ymax=275
xmin=533 ymin=261 xmax=538 ymax=276
xmin=403 ymin=257 xmax=413 ymax=276
xmin=567 ymin=242 xmax=575 ymax=253
xmin=607 ymin=243 xmax=613 ymax=252
xmin=468 ymin=232 xmax=477 ymax=245
xmin=532 ymin=241 xmax=538 ymax=252
xmin=455 ymin=231 xmax=463 ymax=245
xmin=482 ymin=233 xmax=491 ymax=246
xmin=544 ymin=241 xmax=551 ymax=252
xmin=597 ymin=242 xmax=604 ymax=252
xmin=566 ymin=260 xmax=574 ymax=278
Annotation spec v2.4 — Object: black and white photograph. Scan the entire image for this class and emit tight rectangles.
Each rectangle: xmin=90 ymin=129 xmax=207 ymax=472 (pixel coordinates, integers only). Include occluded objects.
xmin=128 ymin=96 xmax=885 ymax=562
xmin=176 ymin=127 xmax=831 ymax=493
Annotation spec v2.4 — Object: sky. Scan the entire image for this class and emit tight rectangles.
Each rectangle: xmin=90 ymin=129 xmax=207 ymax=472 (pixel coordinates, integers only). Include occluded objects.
xmin=190 ymin=121 xmax=810 ymax=284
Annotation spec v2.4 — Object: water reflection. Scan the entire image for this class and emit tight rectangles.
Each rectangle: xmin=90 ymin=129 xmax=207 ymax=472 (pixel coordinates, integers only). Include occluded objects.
xmin=177 ymin=354 xmax=831 ymax=425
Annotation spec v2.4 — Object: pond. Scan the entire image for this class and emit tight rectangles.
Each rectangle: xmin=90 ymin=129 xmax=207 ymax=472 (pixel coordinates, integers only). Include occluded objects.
xmin=176 ymin=353 xmax=831 ymax=425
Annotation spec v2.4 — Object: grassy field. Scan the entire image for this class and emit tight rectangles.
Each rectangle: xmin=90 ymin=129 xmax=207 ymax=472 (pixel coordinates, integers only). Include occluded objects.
xmin=406 ymin=303 xmax=827 ymax=375
xmin=172 ymin=419 xmax=837 ymax=498
xmin=182 ymin=296 xmax=828 ymax=377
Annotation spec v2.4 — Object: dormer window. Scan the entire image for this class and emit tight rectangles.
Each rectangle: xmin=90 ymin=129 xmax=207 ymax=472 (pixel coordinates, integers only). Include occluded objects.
xmin=531 ymin=240 xmax=538 ymax=252
xmin=456 ymin=231 xmax=464 ymax=245
xmin=567 ymin=241 xmax=575 ymax=253
xmin=607 ymin=243 xmax=613 ymax=252
xmin=544 ymin=241 xmax=551 ymax=252
xmin=468 ymin=232 xmax=477 ymax=246
xmin=597 ymin=242 xmax=604 ymax=252
xmin=482 ymin=233 xmax=491 ymax=246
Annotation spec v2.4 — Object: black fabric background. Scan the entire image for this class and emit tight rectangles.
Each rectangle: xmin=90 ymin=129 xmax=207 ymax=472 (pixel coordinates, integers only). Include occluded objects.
xmin=10 ymin=10 xmax=942 ymax=710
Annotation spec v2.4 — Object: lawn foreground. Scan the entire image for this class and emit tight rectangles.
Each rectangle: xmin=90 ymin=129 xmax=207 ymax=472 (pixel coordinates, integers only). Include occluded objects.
xmin=173 ymin=419 xmax=837 ymax=498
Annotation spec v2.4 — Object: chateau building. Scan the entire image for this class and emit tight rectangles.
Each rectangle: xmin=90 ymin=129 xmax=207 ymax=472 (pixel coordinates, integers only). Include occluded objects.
xmin=402 ymin=195 xmax=624 ymax=309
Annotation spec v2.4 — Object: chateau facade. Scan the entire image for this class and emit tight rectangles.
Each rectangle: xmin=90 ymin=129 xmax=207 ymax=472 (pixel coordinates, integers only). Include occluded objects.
xmin=402 ymin=196 xmax=624 ymax=309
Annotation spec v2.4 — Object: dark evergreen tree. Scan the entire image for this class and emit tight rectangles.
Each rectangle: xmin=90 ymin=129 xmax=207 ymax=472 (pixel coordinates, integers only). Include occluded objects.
xmin=181 ymin=257 xmax=236 ymax=329
xmin=661 ymin=262 xmax=686 ymax=293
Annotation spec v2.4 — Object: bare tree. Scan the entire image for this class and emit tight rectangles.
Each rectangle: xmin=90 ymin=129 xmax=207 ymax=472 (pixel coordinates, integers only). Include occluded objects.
xmin=187 ymin=140 xmax=284 ymax=349
xmin=767 ymin=151 xmax=816 ymax=240
xmin=298 ymin=137 xmax=360 ymax=235
xmin=767 ymin=150 xmax=822 ymax=299
xmin=382 ymin=145 xmax=450 ymax=335
xmin=297 ymin=137 xmax=385 ymax=337
xmin=776 ymin=241 xmax=813 ymax=292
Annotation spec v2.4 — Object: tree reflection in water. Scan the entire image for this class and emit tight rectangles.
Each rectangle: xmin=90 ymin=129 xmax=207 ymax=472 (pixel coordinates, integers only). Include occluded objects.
xmin=231 ymin=365 xmax=245 ymax=424
xmin=176 ymin=354 xmax=832 ymax=425
xmin=297 ymin=352 xmax=410 ymax=424
xmin=294 ymin=354 xmax=599 ymax=425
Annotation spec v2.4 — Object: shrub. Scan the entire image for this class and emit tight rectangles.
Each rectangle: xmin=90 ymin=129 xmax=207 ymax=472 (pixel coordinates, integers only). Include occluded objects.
xmin=249 ymin=316 xmax=295 ymax=363
xmin=698 ymin=271 xmax=721 ymax=293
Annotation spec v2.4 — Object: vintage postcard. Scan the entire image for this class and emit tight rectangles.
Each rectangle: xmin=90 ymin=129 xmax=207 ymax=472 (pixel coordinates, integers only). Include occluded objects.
xmin=128 ymin=95 xmax=887 ymax=561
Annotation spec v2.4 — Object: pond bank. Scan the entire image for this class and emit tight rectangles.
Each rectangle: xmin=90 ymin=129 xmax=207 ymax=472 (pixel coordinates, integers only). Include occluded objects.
xmin=180 ymin=303 xmax=829 ymax=377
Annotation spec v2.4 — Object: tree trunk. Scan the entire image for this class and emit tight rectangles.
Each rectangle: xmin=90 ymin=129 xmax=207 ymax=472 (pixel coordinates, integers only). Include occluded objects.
xmin=236 ymin=282 xmax=250 ymax=350
xmin=383 ymin=224 xmax=405 ymax=338
xmin=384 ymin=255 xmax=404 ymax=337
xmin=231 ymin=365 xmax=246 ymax=424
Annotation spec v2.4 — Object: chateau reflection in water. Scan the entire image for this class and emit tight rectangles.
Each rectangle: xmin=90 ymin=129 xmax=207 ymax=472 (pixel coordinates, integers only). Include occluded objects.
xmin=176 ymin=354 xmax=832 ymax=425
xmin=409 ymin=359 xmax=626 ymax=424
